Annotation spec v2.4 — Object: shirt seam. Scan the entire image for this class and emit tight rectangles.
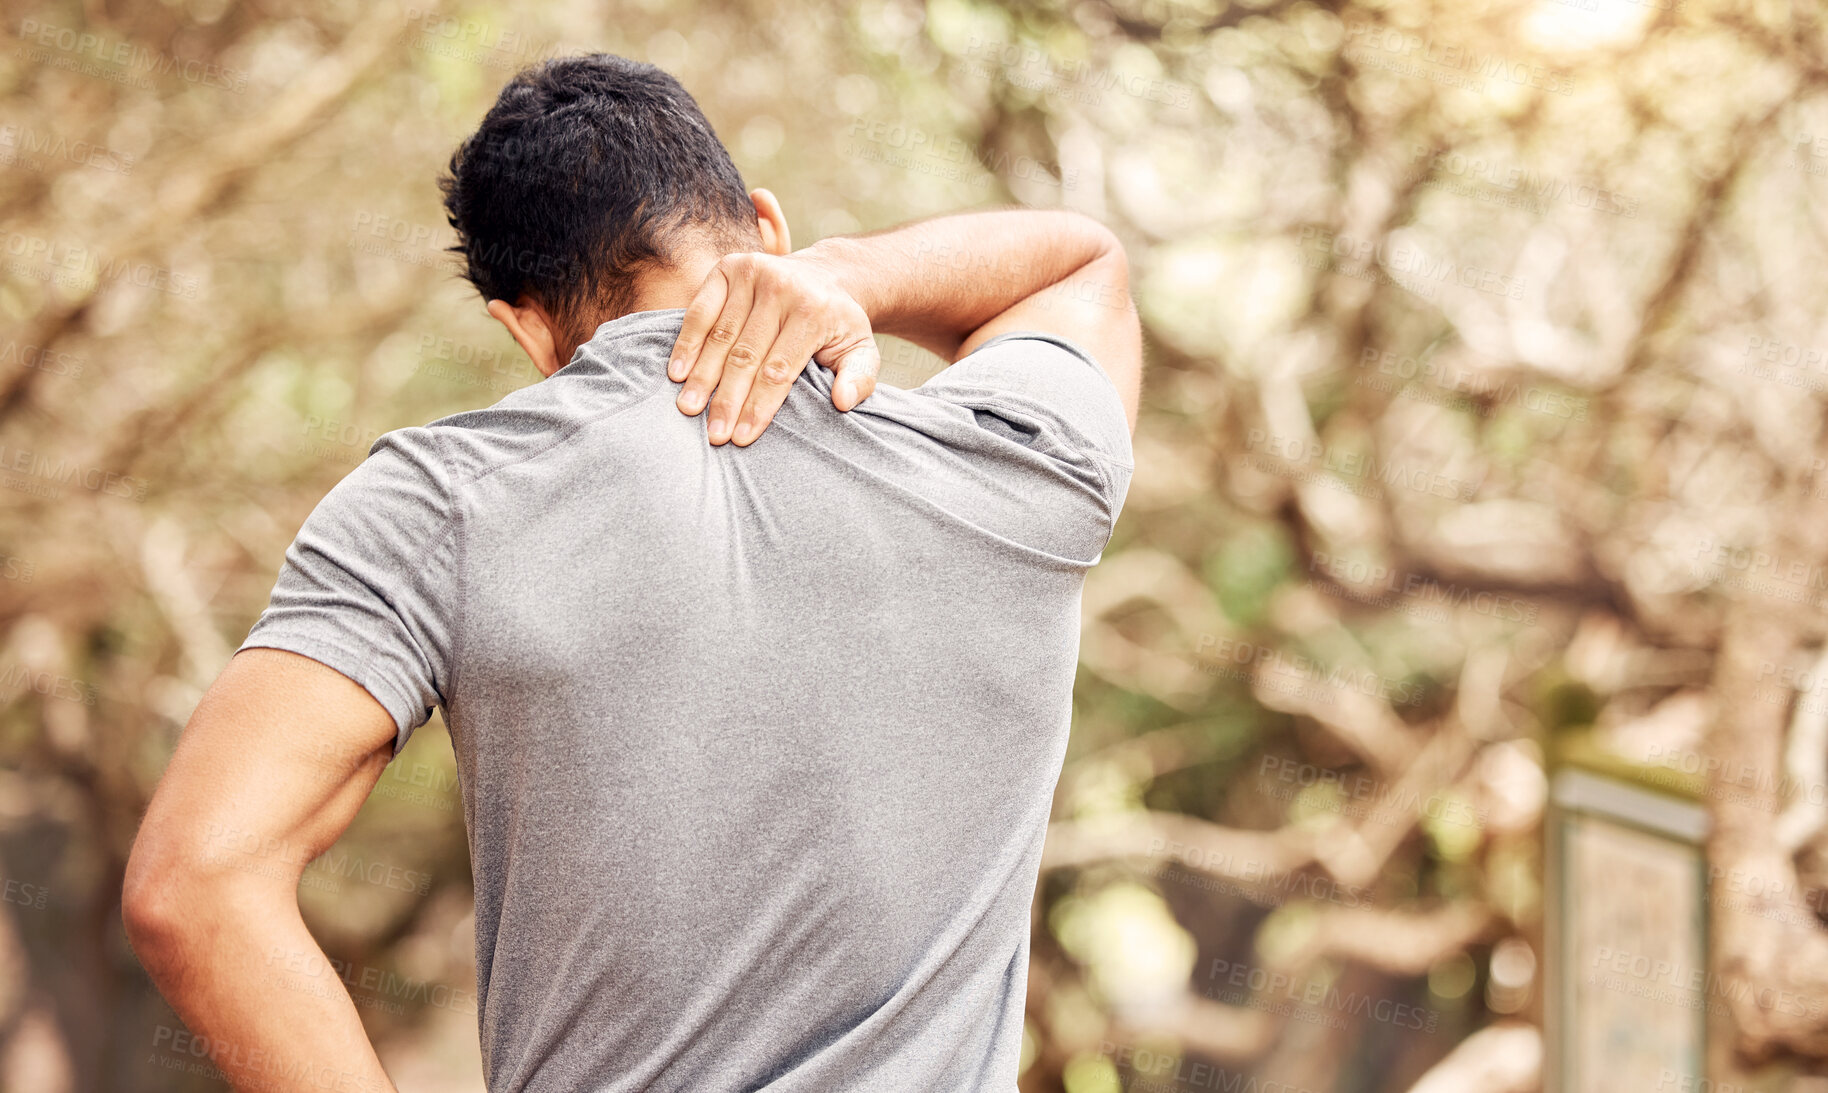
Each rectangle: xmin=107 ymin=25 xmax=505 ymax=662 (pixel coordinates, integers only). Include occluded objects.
xmin=429 ymin=431 xmax=464 ymax=716
xmin=421 ymin=387 xmax=672 ymax=727
xmin=368 ymin=435 xmax=462 ymax=709
xmin=308 ymin=433 xmax=464 ymax=722
xmin=438 ymin=431 xmax=469 ymax=735
xmin=441 ymin=384 xmax=676 ymax=492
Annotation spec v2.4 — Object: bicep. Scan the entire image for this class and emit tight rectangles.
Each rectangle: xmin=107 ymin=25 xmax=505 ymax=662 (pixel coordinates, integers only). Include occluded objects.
xmin=129 ymin=649 xmax=395 ymax=892
xmin=957 ymin=245 xmax=1142 ymax=435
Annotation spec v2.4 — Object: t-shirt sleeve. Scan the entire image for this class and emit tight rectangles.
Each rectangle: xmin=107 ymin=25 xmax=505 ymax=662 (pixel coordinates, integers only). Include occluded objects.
xmin=916 ymin=331 xmax=1136 ymax=545
xmin=238 ymin=426 xmax=458 ymax=757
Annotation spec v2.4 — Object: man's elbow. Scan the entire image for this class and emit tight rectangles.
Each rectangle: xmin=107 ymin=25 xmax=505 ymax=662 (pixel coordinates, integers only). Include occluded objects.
xmin=122 ymin=852 xmax=181 ymax=966
xmin=1066 ymin=216 xmax=1132 ymax=309
xmin=121 ymin=837 xmax=213 ymax=976
xmin=1073 ymin=214 xmax=1126 ymax=272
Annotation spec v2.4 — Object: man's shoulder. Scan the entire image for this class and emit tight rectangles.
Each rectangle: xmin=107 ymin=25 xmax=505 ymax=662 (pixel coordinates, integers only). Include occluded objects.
xmin=379 ymin=366 xmax=667 ymax=492
xmin=917 ymin=331 xmax=1134 ymax=474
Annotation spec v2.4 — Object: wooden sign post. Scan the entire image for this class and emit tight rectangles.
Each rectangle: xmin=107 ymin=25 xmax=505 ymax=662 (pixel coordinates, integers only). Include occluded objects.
xmin=1546 ymin=767 xmax=1710 ymax=1093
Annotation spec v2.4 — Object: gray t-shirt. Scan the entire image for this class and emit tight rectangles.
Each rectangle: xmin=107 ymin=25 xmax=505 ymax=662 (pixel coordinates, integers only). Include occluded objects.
xmin=240 ymin=307 xmax=1134 ymax=1092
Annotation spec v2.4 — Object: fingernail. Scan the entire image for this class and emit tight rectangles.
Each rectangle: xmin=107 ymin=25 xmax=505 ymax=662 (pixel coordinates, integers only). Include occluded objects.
xmin=708 ymin=413 xmax=728 ymax=440
xmin=680 ymin=389 xmax=703 ymax=413
xmin=668 ymin=358 xmax=685 ymax=381
xmin=835 ymin=378 xmax=855 ymax=409
xmin=734 ymin=420 xmax=755 ymax=445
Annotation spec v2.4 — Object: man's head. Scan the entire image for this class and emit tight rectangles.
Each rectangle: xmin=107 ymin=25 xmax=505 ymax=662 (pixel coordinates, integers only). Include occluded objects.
xmin=441 ymin=53 xmax=790 ymax=375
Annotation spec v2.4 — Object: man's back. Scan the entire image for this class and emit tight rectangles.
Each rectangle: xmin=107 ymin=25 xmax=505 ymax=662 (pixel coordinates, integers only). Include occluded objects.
xmin=239 ymin=307 xmax=1133 ymax=1091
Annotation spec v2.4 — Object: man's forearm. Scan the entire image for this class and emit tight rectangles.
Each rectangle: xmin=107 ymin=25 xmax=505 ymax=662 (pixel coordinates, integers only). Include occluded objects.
xmin=801 ymin=209 xmax=1120 ymax=360
xmin=128 ymin=877 xmax=397 ymax=1092
xmin=663 ymin=204 xmax=1138 ymax=440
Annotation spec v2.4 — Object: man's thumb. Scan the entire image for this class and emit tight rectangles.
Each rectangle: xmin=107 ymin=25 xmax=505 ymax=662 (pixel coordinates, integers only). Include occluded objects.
xmin=831 ymin=342 xmax=880 ymax=411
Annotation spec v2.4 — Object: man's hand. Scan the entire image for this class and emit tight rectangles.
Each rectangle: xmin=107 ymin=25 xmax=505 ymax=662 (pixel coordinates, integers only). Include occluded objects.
xmin=668 ymin=250 xmax=882 ymax=447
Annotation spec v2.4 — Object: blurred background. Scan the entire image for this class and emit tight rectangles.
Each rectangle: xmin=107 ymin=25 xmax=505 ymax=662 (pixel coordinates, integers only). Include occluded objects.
xmin=3 ymin=0 xmax=1827 ymax=1089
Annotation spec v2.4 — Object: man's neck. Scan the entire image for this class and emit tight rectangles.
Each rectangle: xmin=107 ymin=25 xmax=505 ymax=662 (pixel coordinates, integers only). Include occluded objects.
xmin=560 ymin=249 xmax=730 ymax=362
xmin=625 ymin=250 xmax=725 ymax=314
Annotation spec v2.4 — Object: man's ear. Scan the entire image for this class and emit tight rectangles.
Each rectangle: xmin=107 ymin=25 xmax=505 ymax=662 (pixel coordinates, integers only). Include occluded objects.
xmin=486 ymin=298 xmax=565 ymax=378
xmin=750 ymin=188 xmax=791 ymax=256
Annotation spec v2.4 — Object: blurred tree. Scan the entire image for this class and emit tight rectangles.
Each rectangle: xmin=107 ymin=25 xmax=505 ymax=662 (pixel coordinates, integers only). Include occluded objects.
xmin=3 ymin=0 xmax=1827 ymax=1091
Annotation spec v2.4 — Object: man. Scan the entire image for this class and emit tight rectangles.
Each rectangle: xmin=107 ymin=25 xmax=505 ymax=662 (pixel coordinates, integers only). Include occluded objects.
xmin=123 ymin=53 xmax=1140 ymax=1093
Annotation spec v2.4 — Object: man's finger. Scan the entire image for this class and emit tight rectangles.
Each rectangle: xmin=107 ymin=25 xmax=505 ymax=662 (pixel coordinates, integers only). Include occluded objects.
xmin=678 ymin=263 xmax=755 ymax=417
xmin=703 ymin=296 xmax=785 ymax=445
xmin=731 ymin=313 xmax=823 ymax=447
xmin=821 ymin=338 xmax=881 ymax=412
xmin=669 ymin=266 xmax=732 ymax=383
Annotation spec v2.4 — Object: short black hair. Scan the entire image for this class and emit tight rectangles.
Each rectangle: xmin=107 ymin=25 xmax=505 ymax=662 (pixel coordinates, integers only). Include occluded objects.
xmin=440 ymin=53 xmax=757 ymax=334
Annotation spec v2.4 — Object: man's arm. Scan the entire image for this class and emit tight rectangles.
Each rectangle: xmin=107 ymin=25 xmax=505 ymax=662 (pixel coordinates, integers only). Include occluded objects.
xmin=808 ymin=208 xmax=1142 ymax=410
xmin=122 ymin=649 xmax=400 ymax=1093
xmin=669 ymin=208 xmax=1141 ymax=445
